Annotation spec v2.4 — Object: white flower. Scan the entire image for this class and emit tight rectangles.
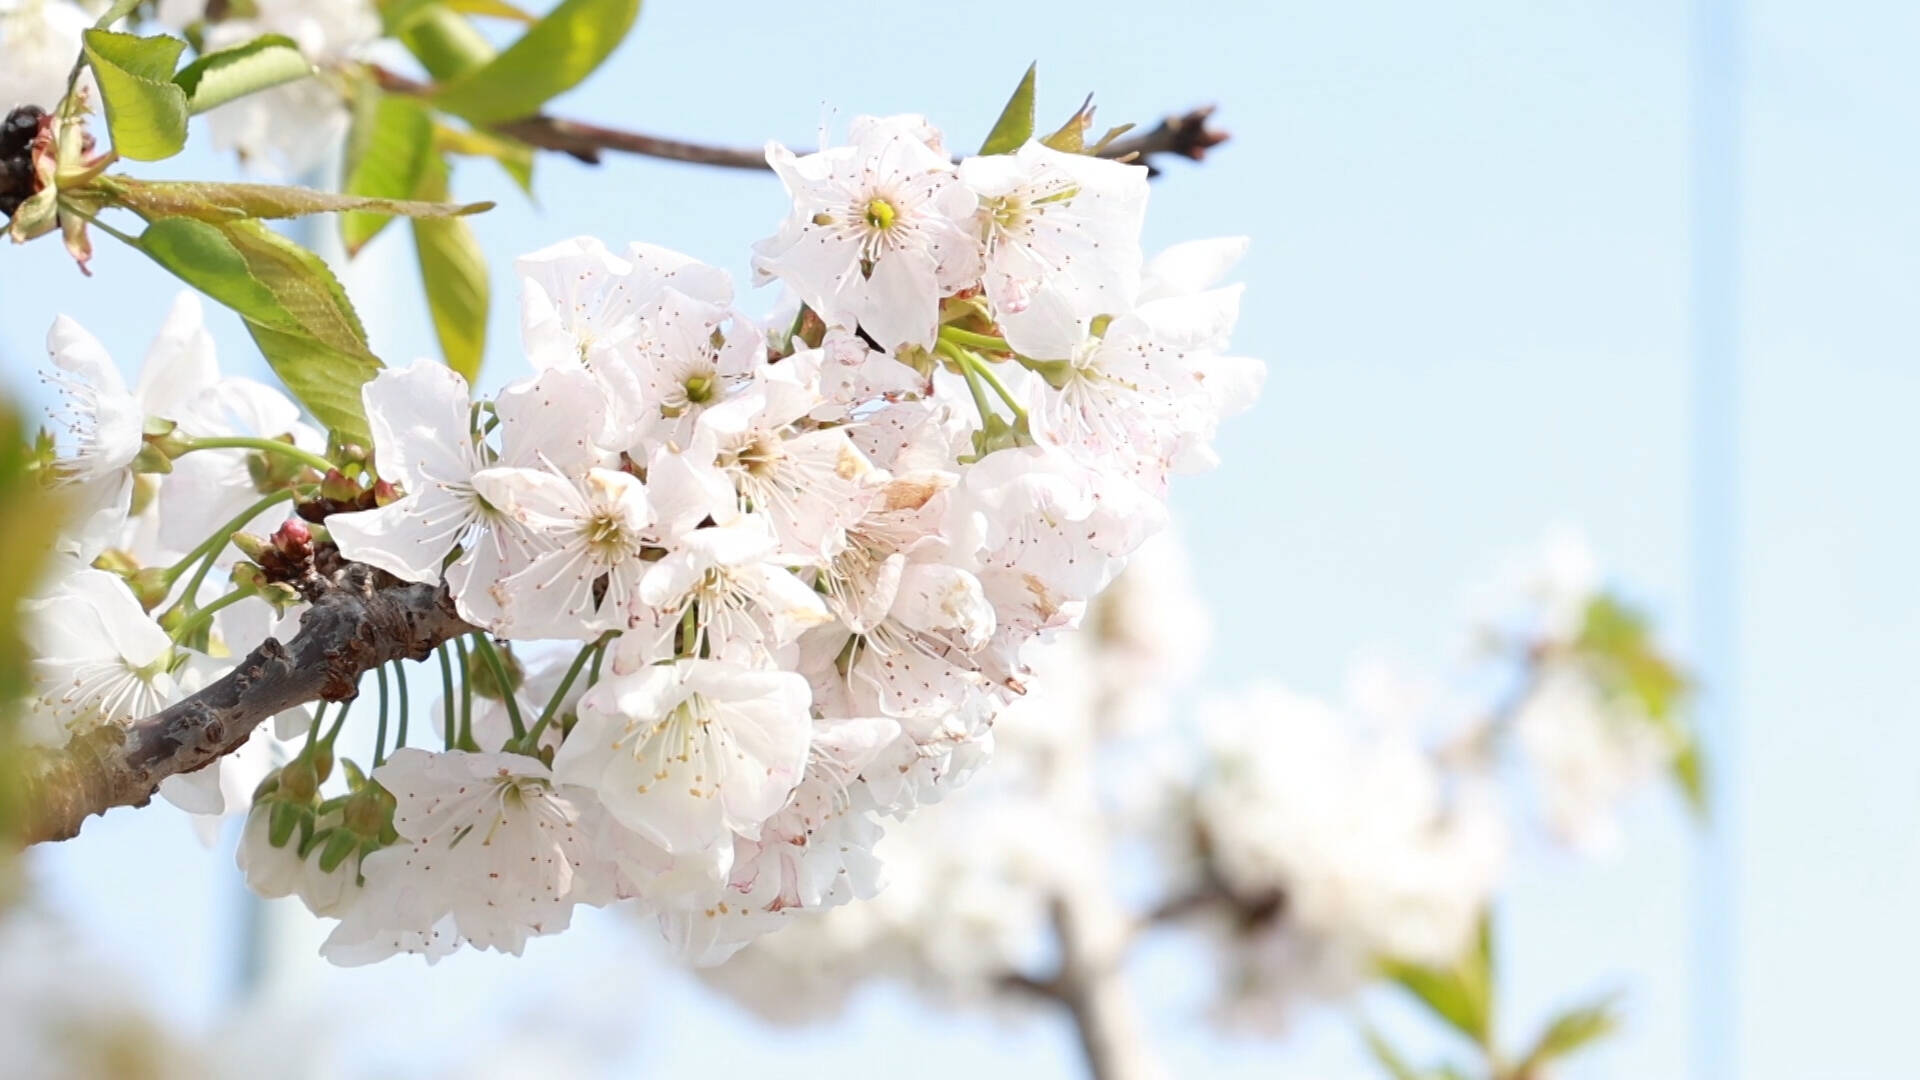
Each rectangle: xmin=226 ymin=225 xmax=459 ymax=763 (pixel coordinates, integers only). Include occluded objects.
xmin=0 ymin=1 xmax=92 ymax=111
xmin=23 ymin=570 xmax=176 ymax=748
xmin=202 ymin=0 xmax=379 ymax=177
xmin=755 ymin=115 xmax=982 ymax=351
xmin=39 ymin=295 xmax=225 ymax=525
xmin=322 ymin=749 xmax=601 ymax=963
xmin=553 ymin=658 xmax=812 ymax=855
xmin=628 ymin=515 xmax=830 ymax=665
xmin=960 ymin=141 xmax=1149 ymax=360
xmin=681 ymin=375 xmax=882 ymax=562
xmin=470 ymin=465 xmax=654 ymax=640
xmin=328 ymin=362 xmax=605 ymax=628
xmin=1027 ymin=282 xmax=1259 ymax=492
xmin=1515 ymin=666 xmax=1674 ymax=853
xmin=1196 ymin=685 xmax=1507 ymax=992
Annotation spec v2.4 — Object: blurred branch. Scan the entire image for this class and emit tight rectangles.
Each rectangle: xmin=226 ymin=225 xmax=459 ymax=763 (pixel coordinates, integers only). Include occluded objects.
xmin=13 ymin=562 xmax=474 ymax=845
xmin=371 ymin=67 xmax=1229 ymax=175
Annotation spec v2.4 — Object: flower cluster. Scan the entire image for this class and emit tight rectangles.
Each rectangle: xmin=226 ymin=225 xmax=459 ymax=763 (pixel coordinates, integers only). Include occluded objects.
xmin=702 ymin=531 xmax=1692 ymax=1034
xmin=25 ymin=113 xmax=1260 ymax=965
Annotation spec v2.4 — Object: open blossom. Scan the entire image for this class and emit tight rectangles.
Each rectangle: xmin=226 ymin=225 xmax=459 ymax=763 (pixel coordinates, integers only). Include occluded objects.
xmin=22 ymin=569 xmax=176 ymax=748
xmin=554 ymin=659 xmax=812 ymax=856
xmin=960 ymin=140 xmax=1149 ymax=359
xmin=472 ymin=466 xmax=655 ymax=640
xmin=755 ymin=115 xmax=982 ymax=351
xmin=329 ymin=362 xmax=605 ymax=629
xmin=628 ymin=515 xmax=831 ymax=665
xmin=323 ymin=750 xmax=602 ymax=963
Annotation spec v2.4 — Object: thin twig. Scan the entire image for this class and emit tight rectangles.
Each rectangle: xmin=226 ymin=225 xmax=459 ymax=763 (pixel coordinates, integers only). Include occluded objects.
xmin=370 ymin=66 xmax=1228 ymax=175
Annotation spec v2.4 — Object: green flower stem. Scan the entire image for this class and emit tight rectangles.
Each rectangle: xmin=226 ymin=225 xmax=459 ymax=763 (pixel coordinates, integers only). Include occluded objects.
xmin=939 ymin=340 xmax=1000 ymax=429
xmin=966 ymin=352 xmax=1028 ymax=421
xmin=437 ymin=644 xmax=457 ymax=750
xmin=166 ymin=587 xmax=254 ymax=643
xmin=524 ymin=634 xmax=608 ymax=749
xmin=177 ymin=436 xmax=336 ymax=476
xmin=372 ymin=663 xmax=390 ymax=767
xmin=470 ymin=634 xmax=525 ymax=741
xmin=937 ymin=326 xmax=1014 ymax=354
xmin=162 ymin=489 xmax=295 ymax=589
xmin=392 ymin=660 xmax=410 ymax=753
xmin=454 ymin=636 xmax=476 ymax=751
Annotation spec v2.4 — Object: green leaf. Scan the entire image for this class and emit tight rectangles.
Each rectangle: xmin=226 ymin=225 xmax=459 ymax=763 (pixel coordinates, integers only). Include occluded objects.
xmin=137 ymin=217 xmax=382 ymax=445
xmin=1380 ymin=917 xmax=1496 ymax=1049
xmin=412 ymin=154 xmax=489 ymax=381
xmin=979 ymin=62 xmax=1037 ymax=155
xmin=396 ymin=5 xmax=498 ymax=80
xmin=173 ymin=34 xmax=313 ymax=114
xmin=431 ymin=0 xmax=642 ymax=125
xmin=341 ymin=94 xmax=437 ymax=254
xmin=93 ymin=0 xmax=144 ymax=29
xmin=1573 ymin=591 xmax=1705 ymax=815
xmin=1361 ymin=1027 xmax=1423 ymax=1080
xmin=436 ymin=123 xmax=536 ymax=195
xmin=384 ymin=0 xmax=534 ymax=34
xmin=81 ymin=29 xmax=189 ymax=162
xmin=446 ymin=0 xmax=536 ymax=20
xmin=1039 ymin=94 xmax=1096 ymax=154
xmin=1520 ymin=994 xmax=1621 ymax=1070
xmin=109 ymin=176 xmax=492 ymax=225
xmin=1670 ymin=736 xmax=1708 ymax=817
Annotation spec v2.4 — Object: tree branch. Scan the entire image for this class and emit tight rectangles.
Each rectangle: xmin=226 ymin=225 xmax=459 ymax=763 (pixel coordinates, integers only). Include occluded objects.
xmin=371 ymin=67 xmax=1228 ymax=175
xmin=14 ymin=563 xmax=474 ymax=845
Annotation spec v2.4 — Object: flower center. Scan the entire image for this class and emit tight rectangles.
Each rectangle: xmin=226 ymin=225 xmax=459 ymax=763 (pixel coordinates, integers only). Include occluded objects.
xmin=683 ymin=372 xmax=715 ymax=404
xmin=863 ymin=197 xmax=898 ymax=231
xmin=585 ymin=512 xmax=635 ymax=557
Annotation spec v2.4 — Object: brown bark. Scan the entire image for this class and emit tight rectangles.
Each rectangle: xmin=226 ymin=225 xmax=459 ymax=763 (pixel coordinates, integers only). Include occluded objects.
xmin=13 ymin=564 xmax=474 ymax=845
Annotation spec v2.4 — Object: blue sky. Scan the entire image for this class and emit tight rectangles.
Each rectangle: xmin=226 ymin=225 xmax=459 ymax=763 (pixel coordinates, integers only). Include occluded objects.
xmin=5 ymin=1 xmax=1918 ymax=1076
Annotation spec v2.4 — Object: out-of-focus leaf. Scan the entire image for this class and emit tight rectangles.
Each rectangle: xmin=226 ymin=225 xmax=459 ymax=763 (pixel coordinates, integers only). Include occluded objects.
xmin=1520 ymin=994 xmax=1621 ymax=1070
xmin=431 ymin=0 xmax=642 ymax=125
xmin=81 ymin=29 xmax=189 ymax=161
xmin=412 ymin=154 xmax=488 ymax=382
xmin=384 ymin=0 xmax=534 ymax=34
xmin=137 ymin=217 xmax=382 ymax=445
xmin=1575 ymin=593 xmax=1690 ymax=720
xmin=94 ymin=0 xmax=142 ymax=26
xmin=0 ymin=405 xmax=67 ymax=877
xmin=173 ymin=34 xmax=312 ymax=114
xmin=341 ymin=94 xmax=437 ymax=253
xmin=979 ymin=62 xmax=1037 ymax=155
xmin=1362 ymin=1027 xmax=1424 ymax=1080
xmin=446 ymin=0 xmax=536 ymax=20
xmin=1380 ymin=917 xmax=1496 ymax=1049
xmin=436 ymin=123 xmax=536 ymax=194
xmin=109 ymin=176 xmax=491 ymax=225
xmin=396 ymin=5 xmax=497 ymax=80
xmin=1574 ymin=591 xmax=1704 ymax=815
xmin=1670 ymin=736 xmax=1707 ymax=817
